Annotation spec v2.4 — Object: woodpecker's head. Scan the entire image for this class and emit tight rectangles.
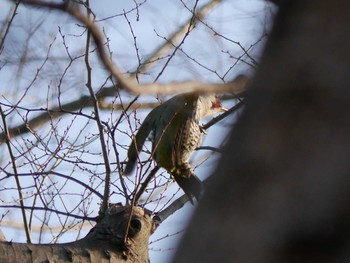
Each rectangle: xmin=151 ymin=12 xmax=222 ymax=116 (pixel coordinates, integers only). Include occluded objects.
xmin=197 ymin=94 xmax=227 ymax=119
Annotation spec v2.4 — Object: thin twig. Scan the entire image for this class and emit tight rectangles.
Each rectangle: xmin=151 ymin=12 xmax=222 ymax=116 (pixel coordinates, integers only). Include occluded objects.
xmin=0 ymin=0 xmax=20 ymax=52
xmin=106 ymin=123 xmax=130 ymax=203
xmin=141 ymin=0 xmax=221 ymax=76
xmin=0 ymin=98 xmax=160 ymax=143
xmin=18 ymin=0 xmax=245 ymax=95
xmin=1 ymin=171 xmax=104 ymax=199
xmin=134 ymin=166 xmax=160 ymax=203
xmin=0 ymin=205 xmax=97 ymax=221
xmin=154 ymin=0 xmax=199 ymax=82
xmin=0 ymin=105 xmax=32 ymax=243
xmin=82 ymin=0 xmax=111 ymax=215
xmin=0 ymin=0 xmax=247 ymax=144
xmin=0 ymin=76 xmax=248 ymax=143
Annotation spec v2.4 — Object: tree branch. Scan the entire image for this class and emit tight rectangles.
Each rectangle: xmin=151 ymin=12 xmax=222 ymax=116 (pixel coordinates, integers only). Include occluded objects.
xmin=0 ymin=105 xmax=32 ymax=243
xmin=81 ymin=1 xmax=111 ymax=214
xmin=18 ymin=0 xmax=248 ymax=95
xmin=0 ymin=0 xmax=20 ymax=52
xmin=0 ymin=205 xmax=96 ymax=221
xmin=1 ymin=0 xmax=248 ymax=144
xmin=134 ymin=166 xmax=160 ymax=203
xmin=153 ymin=194 xmax=189 ymax=227
xmin=1 ymin=171 xmax=104 ymax=199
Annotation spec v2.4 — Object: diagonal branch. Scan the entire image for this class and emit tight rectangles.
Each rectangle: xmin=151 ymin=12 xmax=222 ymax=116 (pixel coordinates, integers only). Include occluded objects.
xmin=0 ymin=75 xmax=248 ymax=143
xmin=0 ymin=0 xmax=20 ymax=52
xmin=2 ymin=0 xmax=246 ymax=144
xmin=0 ymin=99 xmax=161 ymax=144
xmin=134 ymin=166 xmax=160 ymax=204
xmin=153 ymin=193 xmax=189 ymax=227
xmin=136 ymin=0 xmax=222 ymax=75
xmin=18 ymin=0 xmax=245 ymax=95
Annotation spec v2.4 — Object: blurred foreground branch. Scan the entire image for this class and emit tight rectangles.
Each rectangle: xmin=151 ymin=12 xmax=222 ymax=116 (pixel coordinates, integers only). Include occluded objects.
xmin=175 ymin=1 xmax=350 ymax=262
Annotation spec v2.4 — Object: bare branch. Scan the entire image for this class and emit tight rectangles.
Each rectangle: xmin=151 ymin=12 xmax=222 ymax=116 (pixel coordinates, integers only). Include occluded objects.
xmin=0 ymin=205 xmax=96 ymax=221
xmin=0 ymin=98 xmax=166 ymax=143
xmin=134 ymin=166 xmax=160 ymax=203
xmin=0 ymin=1 xmax=20 ymax=52
xmin=18 ymin=0 xmax=248 ymax=95
xmin=1 ymin=171 xmax=104 ymax=199
xmin=0 ymin=75 xmax=247 ymax=143
xmin=0 ymin=105 xmax=32 ymax=243
xmin=153 ymin=194 xmax=189 ymax=227
xmin=0 ymin=96 xmax=93 ymax=143
xmin=0 ymin=0 xmax=248 ymax=144
xmin=81 ymin=1 xmax=111 ymax=214
xmin=135 ymin=74 xmax=249 ymax=95
xmin=133 ymin=0 xmax=222 ymax=75
xmin=152 ymin=173 xmax=215 ymax=226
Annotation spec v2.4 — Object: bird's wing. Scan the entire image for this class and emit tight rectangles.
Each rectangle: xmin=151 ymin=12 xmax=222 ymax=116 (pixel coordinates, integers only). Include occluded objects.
xmin=151 ymin=94 xmax=197 ymax=169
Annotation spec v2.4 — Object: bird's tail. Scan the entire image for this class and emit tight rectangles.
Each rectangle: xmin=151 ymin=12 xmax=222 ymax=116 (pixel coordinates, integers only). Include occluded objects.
xmin=174 ymin=174 xmax=204 ymax=203
xmin=124 ymin=114 xmax=155 ymax=175
xmin=124 ymin=154 xmax=137 ymax=175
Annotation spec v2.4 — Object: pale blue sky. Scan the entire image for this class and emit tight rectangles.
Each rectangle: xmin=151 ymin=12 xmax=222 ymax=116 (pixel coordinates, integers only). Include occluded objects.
xmin=0 ymin=1 xmax=274 ymax=262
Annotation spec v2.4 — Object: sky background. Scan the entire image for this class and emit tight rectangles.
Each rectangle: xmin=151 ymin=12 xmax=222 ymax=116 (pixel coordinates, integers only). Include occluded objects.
xmin=0 ymin=0 xmax=274 ymax=262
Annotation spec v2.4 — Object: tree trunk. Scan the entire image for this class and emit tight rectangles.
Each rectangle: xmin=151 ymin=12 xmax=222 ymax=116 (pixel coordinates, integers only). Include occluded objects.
xmin=0 ymin=204 xmax=154 ymax=263
xmin=174 ymin=1 xmax=350 ymax=262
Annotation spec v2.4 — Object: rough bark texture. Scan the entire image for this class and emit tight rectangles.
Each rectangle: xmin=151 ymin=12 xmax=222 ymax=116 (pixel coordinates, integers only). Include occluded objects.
xmin=0 ymin=204 xmax=154 ymax=263
xmin=174 ymin=1 xmax=350 ymax=263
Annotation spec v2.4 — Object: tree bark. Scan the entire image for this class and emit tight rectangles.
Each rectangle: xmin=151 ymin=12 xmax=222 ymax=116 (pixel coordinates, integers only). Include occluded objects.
xmin=0 ymin=204 xmax=154 ymax=263
xmin=174 ymin=1 xmax=350 ymax=262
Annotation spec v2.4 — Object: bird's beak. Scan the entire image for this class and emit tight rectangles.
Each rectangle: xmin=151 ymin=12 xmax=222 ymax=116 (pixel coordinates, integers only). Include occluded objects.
xmin=221 ymin=107 xmax=229 ymax=112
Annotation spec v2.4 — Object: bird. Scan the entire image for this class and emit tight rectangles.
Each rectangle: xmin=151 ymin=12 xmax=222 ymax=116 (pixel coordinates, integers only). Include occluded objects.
xmin=124 ymin=92 xmax=226 ymax=202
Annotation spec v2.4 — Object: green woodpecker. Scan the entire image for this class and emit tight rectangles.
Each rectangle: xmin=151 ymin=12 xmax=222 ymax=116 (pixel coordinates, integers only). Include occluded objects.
xmin=124 ymin=92 xmax=226 ymax=201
